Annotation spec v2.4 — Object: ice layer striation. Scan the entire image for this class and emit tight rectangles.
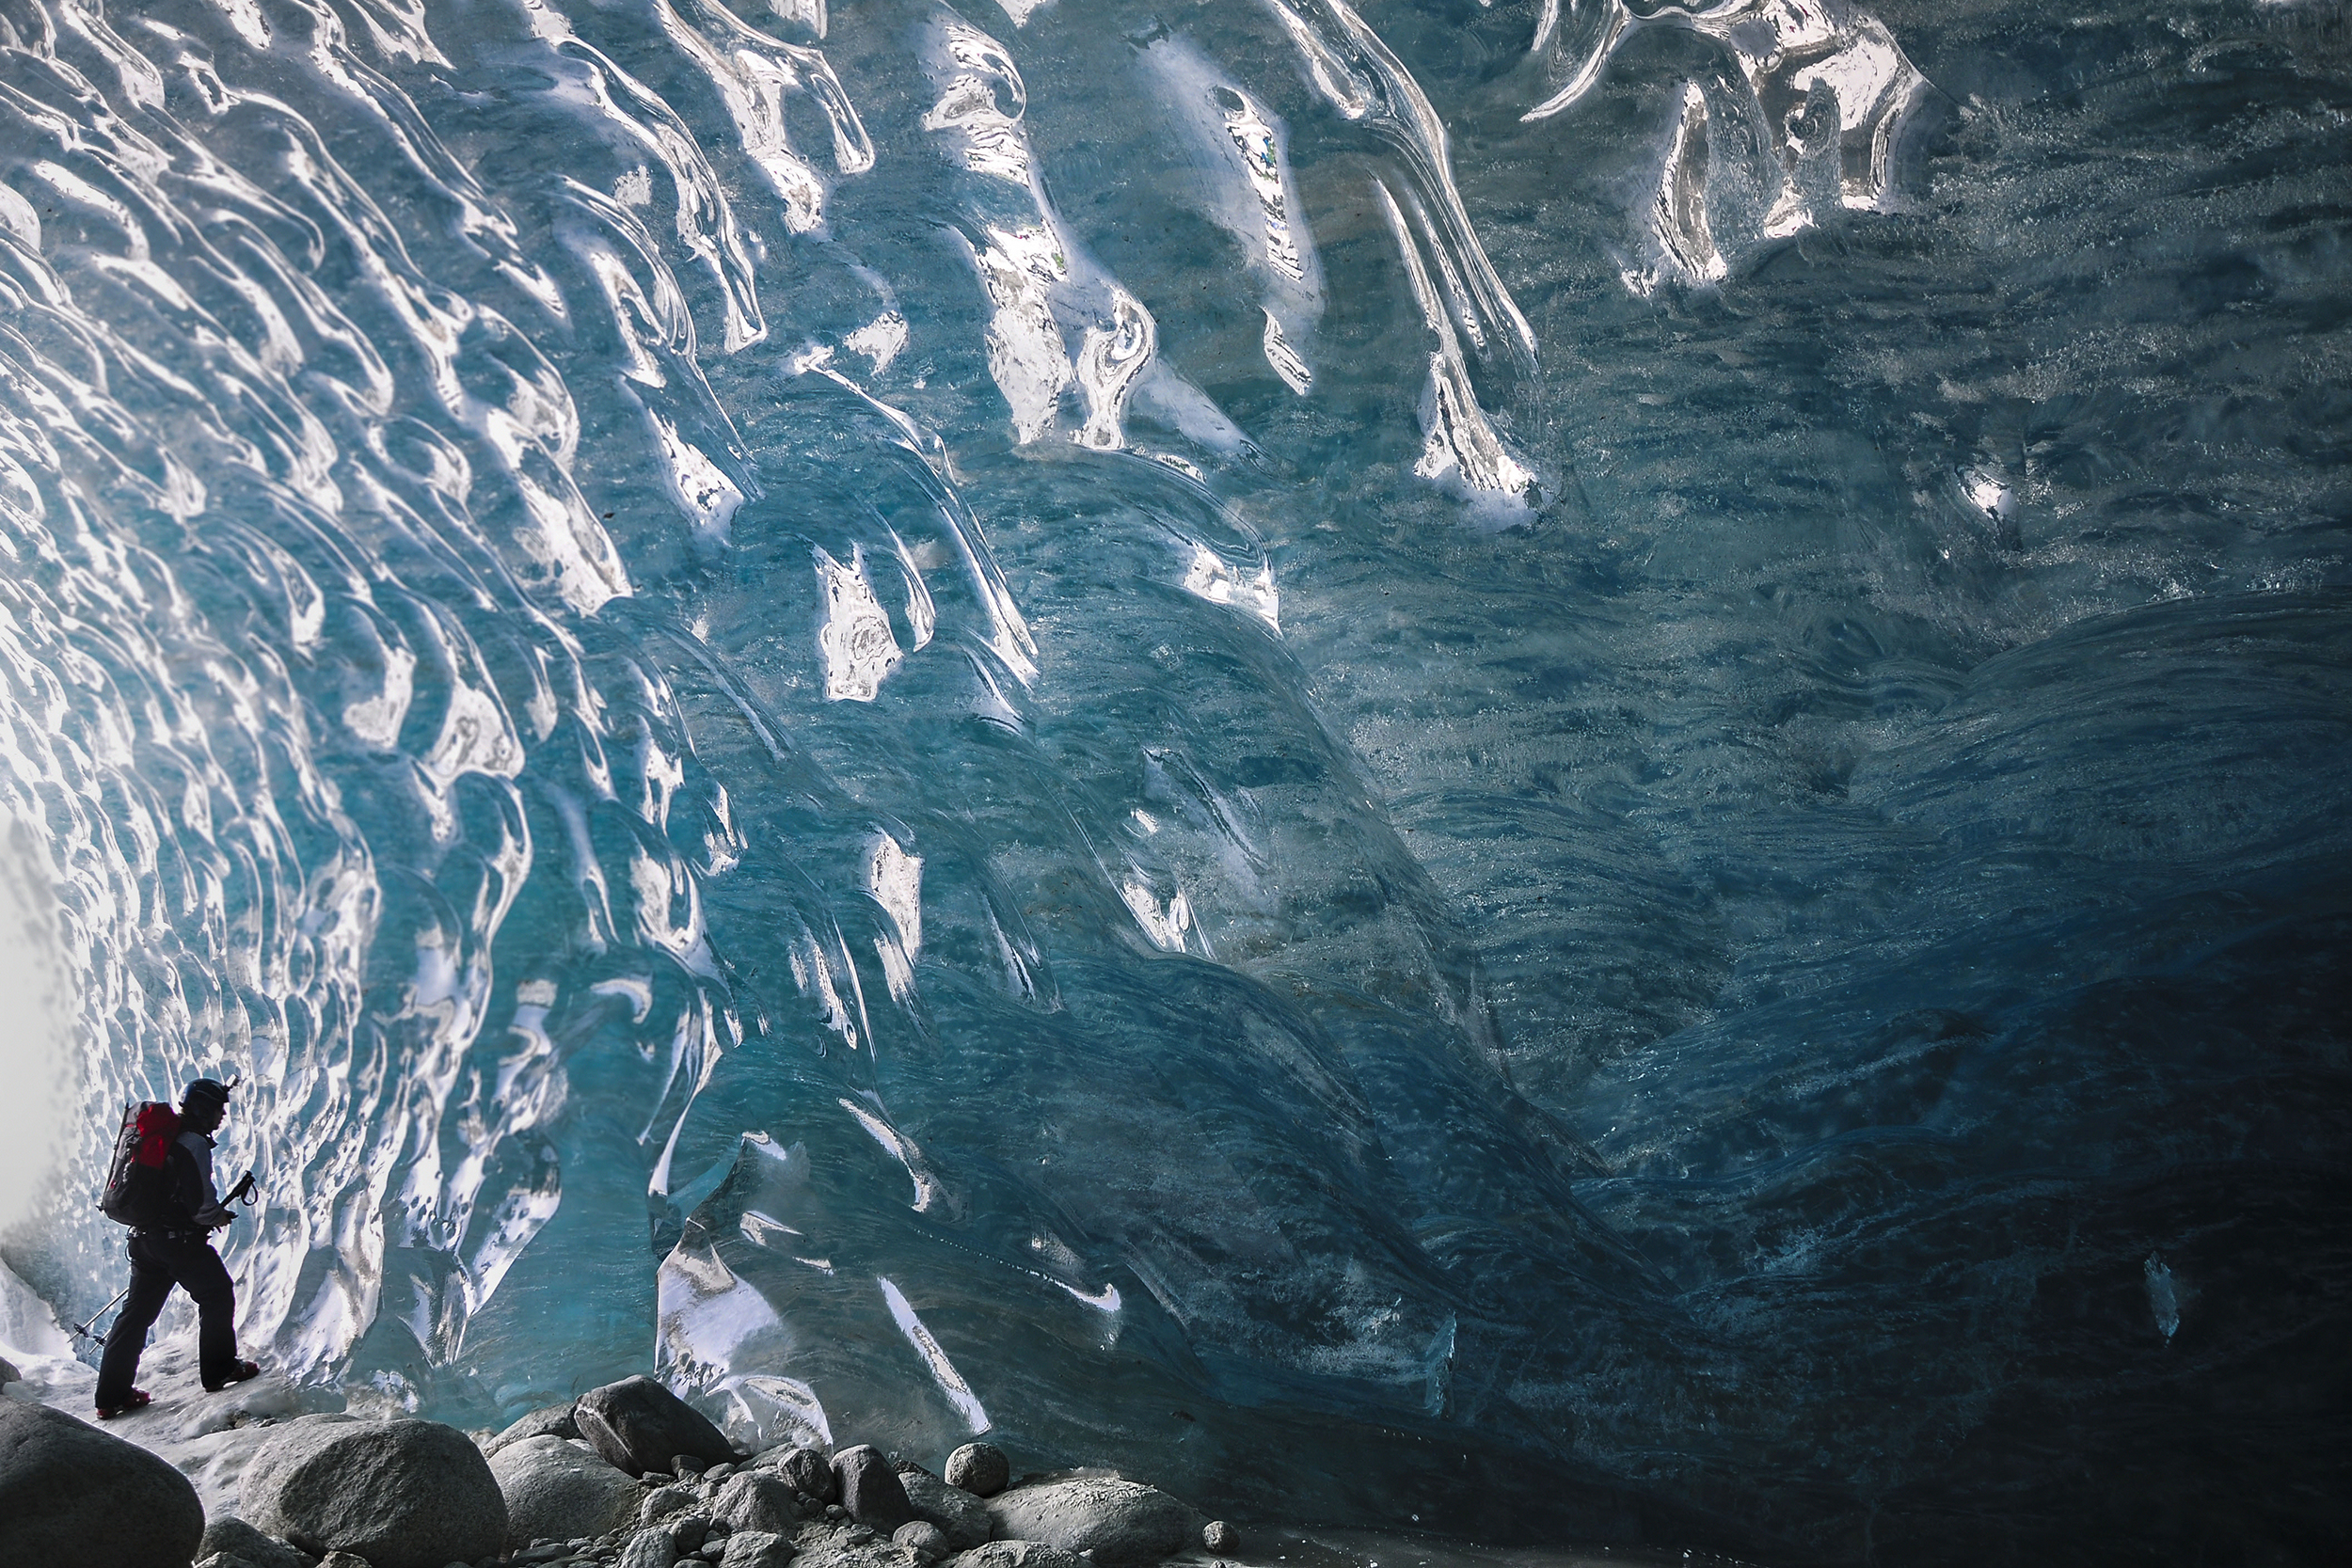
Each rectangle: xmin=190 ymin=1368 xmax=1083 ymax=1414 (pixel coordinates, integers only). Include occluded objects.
xmin=0 ymin=0 xmax=2347 ymax=1563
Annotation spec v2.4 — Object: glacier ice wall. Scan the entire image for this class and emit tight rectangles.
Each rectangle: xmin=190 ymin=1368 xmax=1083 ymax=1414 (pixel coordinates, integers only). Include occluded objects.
xmin=2 ymin=0 xmax=2347 ymax=1562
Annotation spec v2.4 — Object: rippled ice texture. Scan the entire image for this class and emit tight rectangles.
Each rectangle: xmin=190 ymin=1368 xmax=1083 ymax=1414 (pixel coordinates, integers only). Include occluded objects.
xmin=3 ymin=0 xmax=2348 ymax=1561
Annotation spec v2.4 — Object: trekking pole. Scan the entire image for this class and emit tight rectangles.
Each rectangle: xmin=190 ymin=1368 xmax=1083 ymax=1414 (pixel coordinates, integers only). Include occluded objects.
xmin=71 ymin=1288 xmax=129 ymax=1346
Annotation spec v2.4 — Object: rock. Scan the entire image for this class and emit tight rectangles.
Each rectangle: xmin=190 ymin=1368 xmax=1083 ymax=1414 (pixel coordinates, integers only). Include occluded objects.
xmin=644 ymin=1483 xmax=701 ymax=1525
xmin=484 ymin=1402 xmax=580 ymax=1459
xmin=894 ymin=1466 xmax=992 ymax=1549
xmin=895 ymin=1522 xmax=952 ymax=1560
xmin=576 ymin=1377 xmax=738 ymax=1478
xmin=1202 ymin=1521 xmax=1238 ymax=1554
xmin=0 ymin=1395 xmax=206 ymax=1567
xmin=315 ymin=1554 xmax=373 ymax=1568
xmin=200 ymin=1516 xmax=323 ymax=1568
xmin=668 ymin=1513 xmax=712 ymax=1553
xmin=0 ymin=1354 xmax=18 ymax=1385
xmin=711 ymin=1469 xmax=799 ymax=1534
xmin=240 ymin=1415 xmax=509 ymax=1568
xmin=942 ymin=1445 xmax=1008 ymax=1500
xmin=831 ymin=1445 xmax=914 ymax=1533
xmin=707 ymin=1462 xmax=736 ymax=1482
xmin=675 ymin=1454 xmax=707 ymax=1478
xmin=984 ymin=1479 xmax=1201 ymax=1568
xmin=621 ymin=1526 xmax=680 ymax=1568
xmin=719 ymin=1530 xmax=794 ymax=1568
xmin=769 ymin=1446 xmax=836 ymax=1503
xmin=941 ymin=1542 xmax=1089 ymax=1568
xmin=491 ymin=1433 xmax=645 ymax=1544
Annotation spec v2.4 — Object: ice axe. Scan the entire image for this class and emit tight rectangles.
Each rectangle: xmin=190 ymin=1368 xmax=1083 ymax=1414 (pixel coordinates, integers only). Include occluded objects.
xmin=70 ymin=1288 xmax=128 ymax=1347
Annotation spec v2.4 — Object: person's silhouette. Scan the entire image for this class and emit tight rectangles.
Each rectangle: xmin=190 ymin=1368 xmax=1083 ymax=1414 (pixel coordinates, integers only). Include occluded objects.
xmin=94 ymin=1079 xmax=261 ymax=1418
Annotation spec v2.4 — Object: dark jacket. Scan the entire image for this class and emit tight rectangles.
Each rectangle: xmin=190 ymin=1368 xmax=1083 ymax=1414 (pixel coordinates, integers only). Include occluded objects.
xmin=165 ymin=1129 xmax=230 ymax=1229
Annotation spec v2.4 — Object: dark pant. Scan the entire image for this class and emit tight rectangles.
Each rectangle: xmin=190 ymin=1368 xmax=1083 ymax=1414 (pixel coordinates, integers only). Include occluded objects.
xmin=95 ymin=1231 xmax=239 ymax=1404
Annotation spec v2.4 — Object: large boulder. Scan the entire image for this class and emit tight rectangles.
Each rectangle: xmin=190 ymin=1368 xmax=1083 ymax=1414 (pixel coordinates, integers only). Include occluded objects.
xmin=198 ymin=1517 xmax=319 ymax=1568
xmin=895 ymin=1465 xmax=992 ymax=1549
xmin=239 ymin=1414 xmax=508 ymax=1568
xmin=721 ymin=1530 xmax=796 ymax=1568
xmin=943 ymin=1443 xmax=1008 ymax=1499
xmin=491 ymin=1433 xmax=644 ymax=1543
xmin=710 ymin=1468 xmax=799 ymax=1534
xmin=942 ymin=1542 xmax=1089 ymax=1568
xmin=0 ymin=1396 xmax=206 ymax=1567
xmin=984 ymin=1479 xmax=1200 ymax=1568
xmin=620 ymin=1526 xmax=680 ymax=1568
xmin=767 ymin=1445 xmax=835 ymax=1502
xmin=897 ymin=1521 xmax=952 ymax=1560
xmin=832 ymin=1445 xmax=914 ymax=1532
xmin=665 ymin=1512 xmax=714 ymax=1553
xmin=577 ymin=1376 xmax=737 ymax=1477
xmin=484 ymin=1401 xmax=580 ymax=1458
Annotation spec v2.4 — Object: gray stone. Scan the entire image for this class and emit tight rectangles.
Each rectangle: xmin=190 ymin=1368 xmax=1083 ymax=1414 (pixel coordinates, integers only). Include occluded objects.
xmin=707 ymin=1462 xmax=736 ymax=1482
xmin=0 ymin=1395 xmax=206 ymax=1568
xmin=620 ymin=1527 xmax=680 ymax=1568
xmin=200 ymin=1516 xmax=322 ymax=1568
xmin=894 ymin=1522 xmax=951 ymax=1561
xmin=1201 ymin=1521 xmax=1238 ymax=1554
xmin=718 ymin=1530 xmax=793 ymax=1568
xmin=893 ymin=1467 xmax=991 ymax=1550
xmin=492 ymin=1433 xmax=645 ymax=1544
xmin=940 ymin=1542 xmax=1089 ymax=1568
xmin=239 ymin=1414 xmax=508 ymax=1568
xmin=576 ymin=1378 xmax=738 ymax=1478
xmin=767 ymin=1447 xmax=835 ymax=1504
xmin=830 ymin=1446 xmax=914 ymax=1533
xmin=941 ymin=1446 xmax=1008 ymax=1500
xmin=196 ymin=1555 xmax=265 ymax=1568
xmin=675 ymin=1454 xmax=707 ymax=1478
xmin=668 ymin=1513 xmax=713 ymax=1553
xmin=644 ymin=1484 xmax=700 ymax=1525
xmin=984 ymin=1480 xmax=1201 ymax=1568
xmin=315 ymin=1555 xmax=373 ymax=1568
xmin=0 ymin=1354 xmax=19 ymax=1384
xmin=710 ymin=1469 xmax=799 ymax=1535
xmin=485 ymin=1402 xmax=580 ymax=1459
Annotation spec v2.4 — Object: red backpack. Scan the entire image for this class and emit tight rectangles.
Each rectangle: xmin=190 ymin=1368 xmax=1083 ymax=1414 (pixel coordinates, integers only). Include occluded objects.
xmin=98 ymin=1101 xmax=181 ymax=1228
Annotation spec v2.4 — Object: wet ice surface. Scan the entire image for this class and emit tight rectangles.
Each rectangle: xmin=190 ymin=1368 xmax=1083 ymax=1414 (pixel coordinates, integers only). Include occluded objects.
xmin=1 ymin=0 xmax=2348 ymax=1563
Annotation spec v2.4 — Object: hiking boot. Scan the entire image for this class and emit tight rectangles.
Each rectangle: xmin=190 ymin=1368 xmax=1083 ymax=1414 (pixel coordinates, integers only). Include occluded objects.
xmin=203 ymin=1359 xmax=262 ymax=1392
xmin=97 ymin=1389 xmax=151 ymax=1418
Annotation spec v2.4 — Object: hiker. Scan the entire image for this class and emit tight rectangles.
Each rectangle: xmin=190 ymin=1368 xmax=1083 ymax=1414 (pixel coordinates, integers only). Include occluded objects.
xmin=94 ymin=1078 xmax=262 ymax=1418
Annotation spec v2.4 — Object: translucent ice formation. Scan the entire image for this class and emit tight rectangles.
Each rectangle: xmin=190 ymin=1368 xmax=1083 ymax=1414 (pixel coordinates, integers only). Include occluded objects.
xmin=2 ymin=1 xmax=2344 ymax=1563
